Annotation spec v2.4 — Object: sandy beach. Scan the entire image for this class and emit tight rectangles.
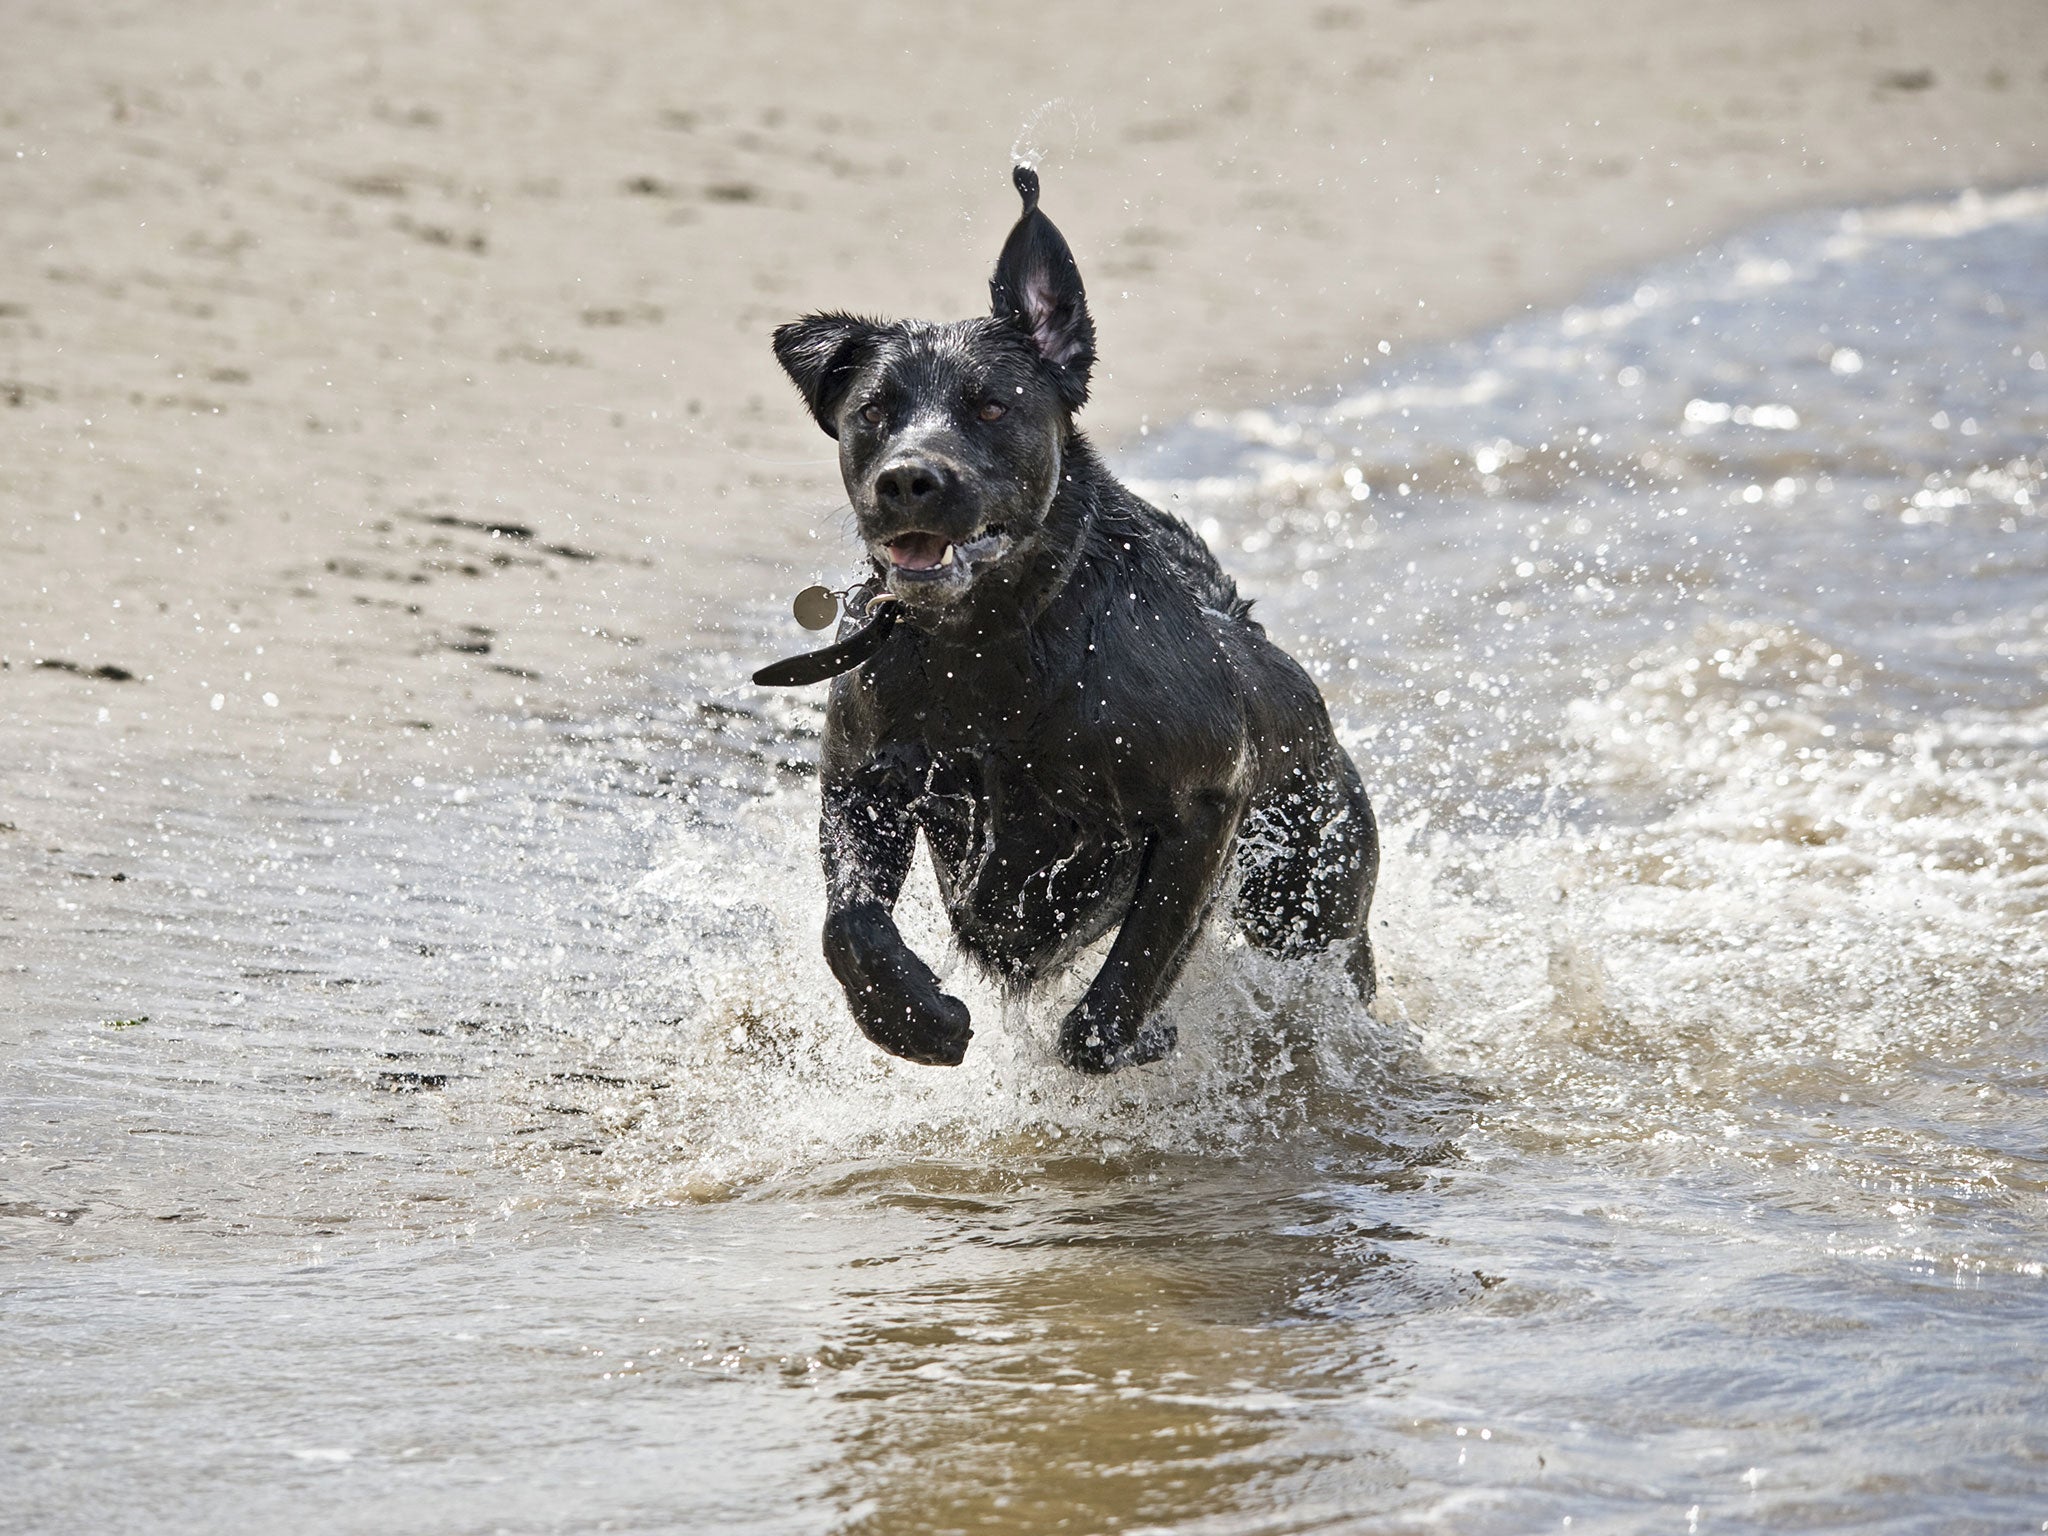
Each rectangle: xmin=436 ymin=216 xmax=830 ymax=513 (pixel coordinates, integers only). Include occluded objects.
xmin=3 ymin=0 xmax=2043 ymax=805
xmin=8 ymin=8 xmax=2048 ymax=1531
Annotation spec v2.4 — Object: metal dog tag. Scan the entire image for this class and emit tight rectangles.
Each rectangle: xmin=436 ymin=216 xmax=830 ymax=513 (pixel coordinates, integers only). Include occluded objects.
xmin=793 ymin=585 xmax=841 ymax=631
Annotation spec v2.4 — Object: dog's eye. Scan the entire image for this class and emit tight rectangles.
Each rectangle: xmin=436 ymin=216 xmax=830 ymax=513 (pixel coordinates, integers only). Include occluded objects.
xmin=977 ymin=401 xmax=1007 ymax=423
xmin=859 ymin=402 xmax=885 ymax=426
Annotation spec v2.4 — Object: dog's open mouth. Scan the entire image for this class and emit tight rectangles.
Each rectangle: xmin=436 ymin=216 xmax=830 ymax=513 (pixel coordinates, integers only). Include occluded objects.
xmin=883 ymin=525 xmax=1011 ymax=583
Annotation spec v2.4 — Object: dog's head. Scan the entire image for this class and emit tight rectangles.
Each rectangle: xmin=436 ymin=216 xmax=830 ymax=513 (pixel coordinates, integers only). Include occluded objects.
xmin=772 ymin=167 xmax=1095 ymax=614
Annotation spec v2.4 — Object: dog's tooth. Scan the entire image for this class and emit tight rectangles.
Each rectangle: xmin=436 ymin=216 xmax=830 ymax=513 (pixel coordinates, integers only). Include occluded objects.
xmin=940 ymin=543 xmax=956 ymax=566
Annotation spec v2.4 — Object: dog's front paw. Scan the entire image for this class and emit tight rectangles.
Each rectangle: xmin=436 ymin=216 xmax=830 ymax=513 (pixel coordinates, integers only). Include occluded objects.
xmin=1057 ymin=998 xmax=1177 ymax=1075
xmin=854 ymin=988 xmax=973 ymax=1067
xmin=824 ymin=903 xmax=973 ymax=1066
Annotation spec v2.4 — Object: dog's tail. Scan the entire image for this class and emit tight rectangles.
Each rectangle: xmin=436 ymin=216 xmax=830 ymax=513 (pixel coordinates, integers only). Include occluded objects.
xmin=1012 ymin=164 xmax=1040 ymax=215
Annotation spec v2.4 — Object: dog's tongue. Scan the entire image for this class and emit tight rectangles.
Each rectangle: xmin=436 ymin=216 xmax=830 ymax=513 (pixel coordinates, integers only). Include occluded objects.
xmin=887 ymin=532 xmax=949 ymax=571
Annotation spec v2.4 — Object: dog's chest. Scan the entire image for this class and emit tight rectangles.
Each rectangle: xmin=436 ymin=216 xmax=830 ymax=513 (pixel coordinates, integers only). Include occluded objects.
xmin=869 ymin=628 xmax=1112 ymax=759
xmin=912 ymin=745 xmax=1139 ymax=973
xmin=909 ymin=729 xmax=1119 ymax=849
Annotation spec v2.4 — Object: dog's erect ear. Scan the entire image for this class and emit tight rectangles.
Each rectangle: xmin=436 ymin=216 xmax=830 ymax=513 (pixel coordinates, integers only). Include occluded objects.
xmin=772 ymin=312 xmax=882 ymax=437
xmin=989 ymin=166 xmax=1095 ymax=410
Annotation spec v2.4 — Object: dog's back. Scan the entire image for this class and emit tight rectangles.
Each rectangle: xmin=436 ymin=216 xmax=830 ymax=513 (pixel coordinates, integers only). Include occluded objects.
xmin=1098 ymin=491 xmax=1253 ymax=623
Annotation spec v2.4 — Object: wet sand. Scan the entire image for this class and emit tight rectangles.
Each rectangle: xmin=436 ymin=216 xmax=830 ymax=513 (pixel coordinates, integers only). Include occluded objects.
xmin=7 ymin=8 xmax=2048 ymax=1530
xmin=3 ymin=0 xmax=2045 ymax=802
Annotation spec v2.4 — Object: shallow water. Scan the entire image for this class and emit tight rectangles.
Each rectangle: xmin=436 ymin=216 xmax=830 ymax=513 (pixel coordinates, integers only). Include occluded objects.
xmin=6 ymin=185 xmax=2047 ymax=1533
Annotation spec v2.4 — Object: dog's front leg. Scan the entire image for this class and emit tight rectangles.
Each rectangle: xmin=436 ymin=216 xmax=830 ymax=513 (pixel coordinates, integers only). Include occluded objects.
xmin=820 ymin=758 xmax=973 ymax=1066
xmin=1059 ymin=793 xmax=1242 ymax=1074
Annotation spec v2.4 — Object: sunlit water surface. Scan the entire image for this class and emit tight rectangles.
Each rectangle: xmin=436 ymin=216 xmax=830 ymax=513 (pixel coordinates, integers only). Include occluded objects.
xmin=6 ymin=186 xmax=2046 ymax=1534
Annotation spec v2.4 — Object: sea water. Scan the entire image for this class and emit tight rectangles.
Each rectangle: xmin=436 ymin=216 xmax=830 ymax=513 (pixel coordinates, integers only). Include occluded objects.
xmin=5 ymin=185 xmax=2045 ymax=1533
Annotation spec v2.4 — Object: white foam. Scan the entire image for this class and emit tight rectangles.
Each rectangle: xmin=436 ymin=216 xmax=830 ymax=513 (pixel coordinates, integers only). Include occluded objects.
xmin=499 ymin=793 xmax=1425 ymax=1201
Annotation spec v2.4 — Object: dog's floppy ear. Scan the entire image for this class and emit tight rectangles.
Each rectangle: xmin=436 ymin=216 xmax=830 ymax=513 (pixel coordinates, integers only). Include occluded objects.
xmin=772 ymin=312 xmax=882 ymax=437
xmin=989 ymin=166 xmax=1095 ymax=410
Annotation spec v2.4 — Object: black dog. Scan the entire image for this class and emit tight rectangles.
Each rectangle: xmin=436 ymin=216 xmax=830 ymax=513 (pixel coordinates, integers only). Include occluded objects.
xmin=766 ymin=167 xmax=1377 ymax=1074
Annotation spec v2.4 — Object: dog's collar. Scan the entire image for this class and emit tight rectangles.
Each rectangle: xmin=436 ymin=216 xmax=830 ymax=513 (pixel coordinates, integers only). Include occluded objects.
xmin=753 ymin=592 xmax=902 ymax=687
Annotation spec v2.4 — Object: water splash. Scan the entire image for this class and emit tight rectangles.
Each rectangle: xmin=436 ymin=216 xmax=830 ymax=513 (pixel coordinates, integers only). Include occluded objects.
xmin=1009 ymin=97 xmax=1092 ymax=178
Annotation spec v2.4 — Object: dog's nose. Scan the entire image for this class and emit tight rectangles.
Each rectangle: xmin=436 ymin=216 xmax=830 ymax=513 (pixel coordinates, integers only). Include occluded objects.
xmin=873 ymin=459 xmax=949 ymax=512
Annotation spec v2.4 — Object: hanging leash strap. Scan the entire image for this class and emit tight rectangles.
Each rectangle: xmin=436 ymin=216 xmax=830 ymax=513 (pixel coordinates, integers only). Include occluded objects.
xmin=752 ymin=592 xmax=901 ymax=687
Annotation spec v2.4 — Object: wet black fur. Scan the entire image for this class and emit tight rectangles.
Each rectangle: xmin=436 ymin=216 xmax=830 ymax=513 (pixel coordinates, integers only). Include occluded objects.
xmin=771 ymin=167 xmax=1378 ymax=1073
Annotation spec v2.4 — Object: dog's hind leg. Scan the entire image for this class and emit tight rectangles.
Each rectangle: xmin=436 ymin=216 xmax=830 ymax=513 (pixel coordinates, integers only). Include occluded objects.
xmin=1235 ymin=749 xmax=1379 ymax=1002
xmin=1058 ymin=790 xmax=1245 ymax=1074
xmin=821 ymin=748 xmax=973 ymax=1066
